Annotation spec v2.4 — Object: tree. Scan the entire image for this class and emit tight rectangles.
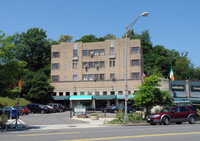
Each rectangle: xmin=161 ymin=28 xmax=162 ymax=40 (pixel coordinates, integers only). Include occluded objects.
xmin=104 ymin=34 xmax=116 ymax=40
xmin=13 ymin=28 xmax=51 ymax=71
xmin=75 ymin=34 xmax=105 ymax=43
xmin=134 ymin=75 xmax=173 ymax=115
xmin=21 ymin=70 xmax=54 ymax=104
xmin=58 ymin=35 xmax=73 ymax=42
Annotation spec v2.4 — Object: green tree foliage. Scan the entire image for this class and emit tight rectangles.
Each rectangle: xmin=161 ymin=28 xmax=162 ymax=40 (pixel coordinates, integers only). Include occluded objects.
xmin=75 ymin=34 xmax=105 ymax=43
xmin=58 ymin=35 xmax=73 ymax=42
xmin=13 ymin=28 xmax=51 ymax=71
xmin=104 ymin=34 xmax=116 ymax=40
xmin=134 ymin=75 xmax=173 ymax=115
xmin=21 ymin=70 xmax=54 ymax=104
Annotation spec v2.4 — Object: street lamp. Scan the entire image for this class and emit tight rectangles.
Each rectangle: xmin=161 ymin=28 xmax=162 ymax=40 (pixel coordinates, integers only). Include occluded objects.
xmin=124 ymin=12 xmax=148 ymax=122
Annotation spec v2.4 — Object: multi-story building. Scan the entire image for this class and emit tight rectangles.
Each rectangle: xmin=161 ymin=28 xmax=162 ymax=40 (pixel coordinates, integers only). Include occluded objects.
xmin=50 ymin=38 xmax=144 ymax=109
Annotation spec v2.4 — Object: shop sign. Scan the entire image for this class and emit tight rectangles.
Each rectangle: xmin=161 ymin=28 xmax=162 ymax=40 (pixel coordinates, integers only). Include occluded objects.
xmin=171 ymin=85 xmax=185 ymax=91
xmin=191 ymin=86 xmax=200 ymax=92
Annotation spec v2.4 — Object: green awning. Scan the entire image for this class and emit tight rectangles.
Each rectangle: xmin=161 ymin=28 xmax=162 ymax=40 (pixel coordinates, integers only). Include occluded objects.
xmin=116 ymin=95 xmax=135 ymax=100
xmin=53 ymin=96 xmax=69 ymax=100
xmin=93 ymin=95 xmax=116 ymax=100
xmin=69 ymin=95 xmax=92 ymax=100
xmin=173 ymin=98 xmax=190 ymax=103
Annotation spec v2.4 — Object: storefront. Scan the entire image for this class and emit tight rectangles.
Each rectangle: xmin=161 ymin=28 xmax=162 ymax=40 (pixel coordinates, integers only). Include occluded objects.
xmin=69 ymin=95 xmax=93 ymax=109
xmin=52 ymin=96 xmax=70 ymax=109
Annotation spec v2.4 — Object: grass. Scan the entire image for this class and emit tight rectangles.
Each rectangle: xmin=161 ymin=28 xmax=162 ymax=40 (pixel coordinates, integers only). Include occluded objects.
xmin=0 ymin=97 xmax=31 ymax=107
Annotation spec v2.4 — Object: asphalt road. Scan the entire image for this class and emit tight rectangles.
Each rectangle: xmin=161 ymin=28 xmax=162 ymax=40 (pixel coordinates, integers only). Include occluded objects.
xmin=1 ymin=123 xmax=200 ymax=141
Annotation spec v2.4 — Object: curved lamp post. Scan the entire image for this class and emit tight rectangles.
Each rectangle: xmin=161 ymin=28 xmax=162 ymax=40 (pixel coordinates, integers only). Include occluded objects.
xmin=124 ymin=12 xmax=148 ymax=122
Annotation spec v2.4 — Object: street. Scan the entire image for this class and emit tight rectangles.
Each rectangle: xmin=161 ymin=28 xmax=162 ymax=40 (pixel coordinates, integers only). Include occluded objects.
xmin=1 ymin=123 xmax=200 ymax=141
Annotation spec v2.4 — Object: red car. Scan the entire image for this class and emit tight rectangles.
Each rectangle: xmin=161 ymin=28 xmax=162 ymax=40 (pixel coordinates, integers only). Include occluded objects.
xmin=21 ymin=106 xmax=29 ymax=115
xmin=146 ymin=105 xmax=199 ymax=125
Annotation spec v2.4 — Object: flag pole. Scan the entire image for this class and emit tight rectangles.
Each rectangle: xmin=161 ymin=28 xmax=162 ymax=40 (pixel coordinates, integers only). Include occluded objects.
xmin=15 ymin=76 xmax=22 ymax=128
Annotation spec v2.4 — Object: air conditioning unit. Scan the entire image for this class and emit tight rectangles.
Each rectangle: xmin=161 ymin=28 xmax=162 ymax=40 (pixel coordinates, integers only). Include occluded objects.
xmin=95 ymin=64 xmax=100 ymax=70
xmin=84 ymin=64 xmax=89 ymax=71
xmin=111 ymin=77 xmax=115 ymax=81
xmin=90 ymin=52 xmax=94 ymax=57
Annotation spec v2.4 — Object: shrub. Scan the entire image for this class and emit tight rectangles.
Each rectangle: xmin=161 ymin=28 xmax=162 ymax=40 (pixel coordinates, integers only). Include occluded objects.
xmin=116 ymin=108 xmax=125 ymax=123
xmin=0 ymin=114 xmax=8 ymax=129
xmin=128 ymin=112 xmax=143 ymax=121
xmin=90 ymin=113 xmax=99 ymax=116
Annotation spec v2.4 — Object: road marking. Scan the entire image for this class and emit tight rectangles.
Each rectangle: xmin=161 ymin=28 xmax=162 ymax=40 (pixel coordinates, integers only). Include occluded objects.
xmin=59 ymin=132 xmax=200 ymax=141
xmin=18 ymin=132 xmax=79 ymax=137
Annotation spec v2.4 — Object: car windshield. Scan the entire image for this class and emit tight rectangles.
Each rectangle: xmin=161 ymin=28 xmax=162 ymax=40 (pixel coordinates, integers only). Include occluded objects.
xmin=160 ymin=107 xmax=171 ymax=112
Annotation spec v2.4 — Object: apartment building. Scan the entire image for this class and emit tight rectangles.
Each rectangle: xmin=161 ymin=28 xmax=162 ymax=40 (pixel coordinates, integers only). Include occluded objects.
xmin=50 ymin=38 xmax=144 ymax=109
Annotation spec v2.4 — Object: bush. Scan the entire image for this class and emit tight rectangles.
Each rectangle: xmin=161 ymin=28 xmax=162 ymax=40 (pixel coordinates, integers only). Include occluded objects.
xmin=90 ymin=113 xmax=99 ymax=116
xmin=116 ymin=108 xmax=125 ymax=123
xmin=128 ymin=112 xmax=143 ymax=121
xmin=0 ymin=114 xmax=8 ymax=129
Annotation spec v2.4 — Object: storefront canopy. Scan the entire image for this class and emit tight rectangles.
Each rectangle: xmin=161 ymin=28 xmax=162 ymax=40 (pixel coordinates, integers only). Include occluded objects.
xmin=53 ymin=96 xmax=69 ymax=100
xmin=116 ymin=95 xmax=135 ymax=100
xmin=69 ymin=95 xmax=92 ymax=100
xmin=93 ymin=95 xmax=116 ymax=100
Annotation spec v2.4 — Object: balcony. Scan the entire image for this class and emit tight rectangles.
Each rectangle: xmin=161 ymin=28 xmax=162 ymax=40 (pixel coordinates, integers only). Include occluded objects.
xmin=109 ymin=54 xmax=116 ymax=59
xmin=72 ymin=56 xmax=79 ymax=61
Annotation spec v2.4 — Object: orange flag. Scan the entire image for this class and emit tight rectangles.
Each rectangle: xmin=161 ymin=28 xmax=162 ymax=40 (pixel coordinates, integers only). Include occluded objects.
xmin=18 ymin=76 xmax=22 ymax=93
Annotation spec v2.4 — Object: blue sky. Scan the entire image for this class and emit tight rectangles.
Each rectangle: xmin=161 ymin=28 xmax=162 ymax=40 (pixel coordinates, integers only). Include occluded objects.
xmin=1 ymin=0 xmax=200 ymax=67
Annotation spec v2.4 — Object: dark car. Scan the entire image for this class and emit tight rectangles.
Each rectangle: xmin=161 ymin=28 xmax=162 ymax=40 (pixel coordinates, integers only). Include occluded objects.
xmin=0 ymin=109 xmax=3 ymax=115
xmin=146 ymin=105 xmax=200 ymax=125
xmin=101 ymin=106 xmax=113 ymax=113
xmin=13 ymin=106 xmax=29 ymax=115
xmin=108 ymin=106 xmax=134 ymax=113
xmin=27 ymin=103 xmax=50 ymax=114
xmin=48 ymin=103 xmax=65 ymax=112
xmin=13 ymin=106 xmax=25 ymax=115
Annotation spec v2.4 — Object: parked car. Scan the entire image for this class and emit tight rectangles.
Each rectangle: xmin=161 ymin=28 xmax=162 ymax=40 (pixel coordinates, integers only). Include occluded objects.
xmin=27 ymin=103 xmax=50 ymax=114
xmin=0 ymin=109 xmax=3 ymax=115
xmin=48 ymin=103 xmax=65 ymax=112
xmin=146 ymin=105 xmax=200 ymax=125
xmin=44 ymin=105 xmax=55 ymax=113
xmin=2 ymin=106 xmax=19 ymax=118
xmin=101 ymin=106 xmax=113 ymax=113
xmin=13 ymin=106 xmax=24 ymax=115
xmin=14 ymin=106 xmax=29 ymax=115
xmin=107 ymin=106 xmax=134 ymax=113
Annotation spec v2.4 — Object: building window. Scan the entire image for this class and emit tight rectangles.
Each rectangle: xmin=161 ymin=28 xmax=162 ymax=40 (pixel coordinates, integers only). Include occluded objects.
xmin=52 ymin=63 xmax=59 ymax=70
xmin=94 ymin=74 xmax=98 ymax=81
xmin=59 ymin=92 xmax=63 ymax=96
xmin=110 ymin=91 xmax=115 ymax=95
xmin=100 ymin=61 xmax=105 ymax=68
xmin=73 ymin=92 xmax=77 ymax=95
xmin=94 ymin=49 xmax=99 ymax=55
xmin=110 ymin=47 xmax=114 ymax=54
xmin=103 ymin=91 xmax=107 ymax=95
xmin=109 ymin=60 xmax=115 ymax=67
xmin=100 ymin=74 xmax=104 ymax=80
xmin=53 ymin=92 xmax=57 ymax=96
xmin=73 ymin=75 xmax=77 ymax=81
xmin=53 ymin=52 xmax=59 ymax=58
xmin=132 ymin=73 xmax=139 ymax=80
xmin=89 ymin=50 xmax=94 ymax=56
xmin=83 ymin=50 xmax=88 ymax=56
xmin=95 ymin=91 xmax=99 ymax=95
xmin=131 ymin=60 xmax=139 ymax=66
xmin=66 ymin=92 xmax=70 ymax=96
xmin=88 ymin=92 xmax=92 ymax=95
xmin=89 ymin=62 xmax=93 ymax=68
xmin=83 ymin=74 xmax=88 ymax=81
xmin=100 ymin=49 xmax=104 ymax=55
xmin=80 ymin=92 xmax=84 ymax=95
xmin=73 ymin=49 xmax=77 ymax=56
xmin=110 ymin=74 xmax=115 ymax=80
xmin=132 ymin=47 xmax=139 ymax=54
xmin=118 ymin=91 xmax=123 ymax=95
xmin=73 ymin=62 xmax=78 ymax=69
xmin=89 ymin=74 xmax=93 ymax=80
xmin=52 ymin=75 xmax=59 ymax=82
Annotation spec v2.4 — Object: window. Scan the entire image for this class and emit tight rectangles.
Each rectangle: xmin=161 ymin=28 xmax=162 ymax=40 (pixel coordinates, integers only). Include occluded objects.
xmin=73 ymin=62 xmax=78 ymax=69
xmin=94 ymin=74 xmax=98 ymax=81
xmin=109 ymin=60 xmax=115 ymax=67
xmin=110 ymin=73 xmax=115 ymax=80
xmin=132 ymin=73 xmax=139 ymax=80
xmin=73 ymin=92 xmax=77 ymax=95
xmin=180 ymin=107 xmax=188 ymax=112
xmin=83 ymin=74 xmax=88 ymax=81
xmin=83 ymin=50 xmax=88 ymax=56
xmin=100 ymin=61 xmax=105 ymax=68
xmin=132 ymin=47 xmax=139 ymax=54
xmin=59 ymin=92 xmax=63 ymax=96
xmin=103 ymin=91 xmax=107 ymax=95
xmin=83 ymin=62 xmax=88 ymax=68
xmin=66 ymin=92 xmax=70 ymax=96
xmin=100 ymin=49 xmax=104 ymax=55
xmin=80 ymin=92 xmax=84 ymax=95
xmin=53 ymin=52 xmax=59 ymax=58
xmin=132 ymin=60 xmax=139 ymax=66
xmin=110 ymin=91 xmax=115 ymax=95
xmin=89 ymin=62 xmax=93 ymax=68
xmin=100 ymin=74 xmax=104 ymax=80
xmin=73 ymin=49 xmax=77 ymax=56
xmin=94 ymin=62 xmax=99 ymax=68
xmin=89 ymin=74 xmax=93 ymax=80
xmin=95 ymin=91 xmax=99 ymax=95
xmin=73 ymin=75 xmax=77 ymax=81
xmin=88 ymin=92 xmax=92 ymax=95
xmin=94 ymin=49 xmax=99 ymax=55
xmin=118 ymin=91 xmax=123 ymax=95
xmin=52 ymin=75 xmax=59 ymax=82
xmin=52 ymin=63 xmax=59 ymax=70
xmin=53 ymin=92 xmax=57 ymax=96
xmin=89 ymin=50 xmax=94 ymax=56
xmin=110 ymin=47 xmax=114 ymax=54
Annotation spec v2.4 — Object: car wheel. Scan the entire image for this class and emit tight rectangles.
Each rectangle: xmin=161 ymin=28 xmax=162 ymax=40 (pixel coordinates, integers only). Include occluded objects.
xmin=176 ymin=122 xmax=182 ymax=124
xmin=162 ymin=116 xmax=170 ymax=125
xmin=189 ymin=116 xmax=196 ymax=124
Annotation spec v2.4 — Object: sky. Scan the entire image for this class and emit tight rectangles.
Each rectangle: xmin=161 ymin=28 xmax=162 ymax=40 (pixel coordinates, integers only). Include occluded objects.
xmin=1 ymin=0 xmax=200 ymax=67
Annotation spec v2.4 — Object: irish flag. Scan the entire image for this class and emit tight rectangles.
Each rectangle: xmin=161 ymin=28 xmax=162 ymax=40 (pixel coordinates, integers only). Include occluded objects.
xmin=169 ymin=67 xmax=174 ymax=81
